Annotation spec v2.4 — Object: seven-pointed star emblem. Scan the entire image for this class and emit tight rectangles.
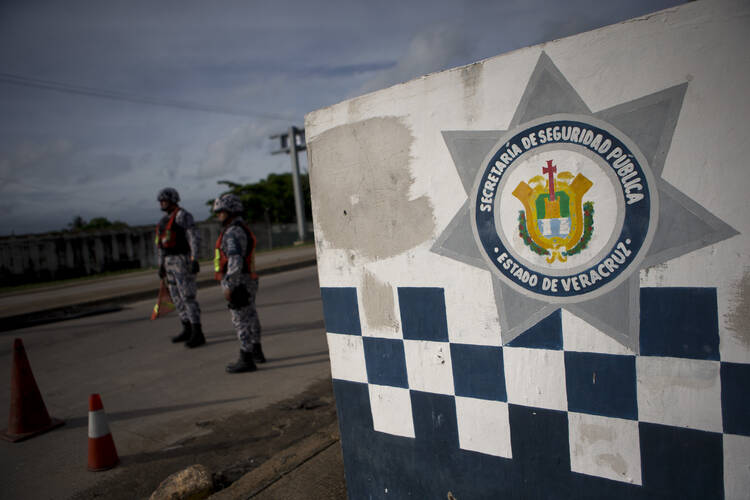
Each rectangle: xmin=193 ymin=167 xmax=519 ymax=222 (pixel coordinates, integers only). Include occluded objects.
xmin=433 ymin=53 xmax=738 ymax=351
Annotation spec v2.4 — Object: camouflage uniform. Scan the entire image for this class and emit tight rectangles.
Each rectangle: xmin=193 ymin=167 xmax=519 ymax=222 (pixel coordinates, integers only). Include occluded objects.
xmin=158 ymin=209 xmax=201 ymax=325
xmin=220 ymin=218 xmax=261 ymax=351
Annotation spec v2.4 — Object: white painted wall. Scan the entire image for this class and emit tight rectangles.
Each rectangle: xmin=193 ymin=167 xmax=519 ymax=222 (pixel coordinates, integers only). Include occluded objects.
xmin=308 ymin=0 xmax=749 ymax=362
xmin=307 ymin=1 xmax=749 ymax=497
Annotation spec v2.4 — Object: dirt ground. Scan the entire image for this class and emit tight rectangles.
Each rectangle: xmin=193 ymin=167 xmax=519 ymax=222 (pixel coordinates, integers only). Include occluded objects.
xmin=70 ymin=377 xmax=344 ymax=500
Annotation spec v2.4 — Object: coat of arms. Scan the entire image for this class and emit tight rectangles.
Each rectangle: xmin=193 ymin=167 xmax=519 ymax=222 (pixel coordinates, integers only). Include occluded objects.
xmin=512 ymin=160 xmax=594 ymax=263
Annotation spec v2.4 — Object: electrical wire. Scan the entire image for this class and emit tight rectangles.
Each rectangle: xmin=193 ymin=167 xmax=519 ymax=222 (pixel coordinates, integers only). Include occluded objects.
xmin=0 ymin=72 xmax=296 ymax=121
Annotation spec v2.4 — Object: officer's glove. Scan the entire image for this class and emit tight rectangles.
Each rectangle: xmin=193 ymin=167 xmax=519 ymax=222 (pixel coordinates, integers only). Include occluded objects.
xmin=158 ymin=265 xmax=167 ymax=279
xmin=191 ymin=260 xmax=200 ymax=274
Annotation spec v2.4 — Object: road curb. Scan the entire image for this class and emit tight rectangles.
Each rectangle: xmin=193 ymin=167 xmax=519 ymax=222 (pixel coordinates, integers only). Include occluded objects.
xmin=0 ymin=258 xmax=317 ymax=332
xmin=208 ymin=421 xmax=341 ymax=499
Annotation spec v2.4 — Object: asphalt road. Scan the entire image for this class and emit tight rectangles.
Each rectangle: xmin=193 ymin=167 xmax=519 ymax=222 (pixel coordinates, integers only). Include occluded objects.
xmin=0 ymin=266 xmax=329 ymax=500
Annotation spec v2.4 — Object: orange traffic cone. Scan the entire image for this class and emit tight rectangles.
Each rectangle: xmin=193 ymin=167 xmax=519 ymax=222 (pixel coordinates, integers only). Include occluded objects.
xmin=87 ymin=394 xmax=119 ymax=471
xmin=2 ymin=338 xmax=64 ymax=442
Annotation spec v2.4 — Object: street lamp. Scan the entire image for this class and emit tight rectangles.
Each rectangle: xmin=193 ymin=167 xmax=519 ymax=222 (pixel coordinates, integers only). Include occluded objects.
xmin=270 ymin=126 xmax=307 ymax=243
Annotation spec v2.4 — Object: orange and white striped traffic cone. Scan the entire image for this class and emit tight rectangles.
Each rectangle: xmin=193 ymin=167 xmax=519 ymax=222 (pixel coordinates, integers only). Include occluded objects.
xmin=87 ymin=394 xmax=119 ymax=471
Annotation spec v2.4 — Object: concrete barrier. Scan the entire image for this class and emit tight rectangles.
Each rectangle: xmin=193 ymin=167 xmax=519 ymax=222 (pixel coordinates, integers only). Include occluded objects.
xmin=0 ymin=220 xmax=313 ymax=287
xmin=0 ymin=245 xmax=317 ymax=331
xmin=306 ymin=1 xmax=749 ymax=498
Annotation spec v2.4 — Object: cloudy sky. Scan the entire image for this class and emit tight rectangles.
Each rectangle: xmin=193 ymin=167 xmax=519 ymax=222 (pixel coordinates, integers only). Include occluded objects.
xmin=0 ymin=0 xmax=684 ymax=236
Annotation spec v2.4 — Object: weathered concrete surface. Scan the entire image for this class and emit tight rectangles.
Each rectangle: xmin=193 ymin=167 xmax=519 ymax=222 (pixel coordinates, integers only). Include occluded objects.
xmin=74 ymin=377 xmax=341 ymax=500
xmin=725 ymin=268 xmax=750 ymax=350
xmin=361 ymin=269 xmax=400 ymax=338
xmin=308 ymin=116 xmax=435 ymax=262
xmin=209 ymin=421 xmax=344 ymax=500
xmin=250 ymin=440 xmax=346 ymax=500
xmin=305 ymin=0 xmax=750 ymax=498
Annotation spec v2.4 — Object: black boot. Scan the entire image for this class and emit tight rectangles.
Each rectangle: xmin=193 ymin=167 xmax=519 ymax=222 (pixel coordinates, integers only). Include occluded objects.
xmin=172 ymin=321 xmax=191 ymax=343
xmin=185 ymin=323 xmax=206 ymax=348
xmin=226 ymin=350 xmax=257 ymax=373
xmin=251 ymin=343 xmax=266 ymax=363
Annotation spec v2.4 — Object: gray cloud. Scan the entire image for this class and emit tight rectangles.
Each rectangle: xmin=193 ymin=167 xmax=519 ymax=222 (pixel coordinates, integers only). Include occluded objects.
xmin=360 ymin=24 xmax=474 ymax=94
xmin=0 ymin=0 xmax=685 ymax=235
xmin=197 ymin=122 xmax=275 ymax=180
xmin=0 ymin=140 xmax=134 ymax=187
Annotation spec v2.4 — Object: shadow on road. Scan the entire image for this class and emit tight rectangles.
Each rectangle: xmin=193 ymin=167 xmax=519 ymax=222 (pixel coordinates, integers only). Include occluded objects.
xmin=117 ymin=429 xmax=281 ymax=466
xmin=205 ymin=320 xmax=326 ymax=348
xmin=60 ymin=396 xmax=256 ymax=429
xmin=263 ymin=319 xmax=325 ymax=336
xmin=266 ymin=350 xmax=329 ymax=363
xmin=0 ymin=310 xmax=151 ymax=338
xmin=0 ymin=305 xmax=128 ymax=335
xmin=258 ymin=296 xmax=321 ymax=308
xmin=258 ymin=357 xmax=330 ymax=373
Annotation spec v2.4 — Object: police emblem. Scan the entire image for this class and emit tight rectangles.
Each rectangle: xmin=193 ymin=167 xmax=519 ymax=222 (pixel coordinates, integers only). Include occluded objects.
xmin=436 ymin=53 xmax=736 ymax=347
xmin=512 ymin=160 xmax=593 ymax=264
xmin=471 ymin=114 xmax=659 ymax=302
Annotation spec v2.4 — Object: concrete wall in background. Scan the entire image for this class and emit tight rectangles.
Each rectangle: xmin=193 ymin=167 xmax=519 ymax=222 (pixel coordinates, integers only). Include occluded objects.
xmin=0 ymin=220 xmax=313 ymax=286
xmin=307 ymin=1 xmax=749 ymax=498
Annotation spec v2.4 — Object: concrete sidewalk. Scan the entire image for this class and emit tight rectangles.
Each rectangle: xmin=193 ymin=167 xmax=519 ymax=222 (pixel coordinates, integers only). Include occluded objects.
xmin=0 ymin=245 xmax=317 ymax=331
xmin=208 ymin=421 xmax=347 ymax=499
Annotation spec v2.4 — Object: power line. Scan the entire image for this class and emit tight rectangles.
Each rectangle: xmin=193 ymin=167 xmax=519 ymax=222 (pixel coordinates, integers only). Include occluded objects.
xmin=0 ymin=72 xmax=296 ymax=121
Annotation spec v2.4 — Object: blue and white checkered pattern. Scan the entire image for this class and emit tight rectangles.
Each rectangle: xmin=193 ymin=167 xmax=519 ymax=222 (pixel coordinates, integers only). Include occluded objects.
xmin=323 ymin=285 xmax=749 ymax=496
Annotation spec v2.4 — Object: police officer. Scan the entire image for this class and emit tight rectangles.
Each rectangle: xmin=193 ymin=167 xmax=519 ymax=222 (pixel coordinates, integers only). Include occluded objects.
xmin=156 ymin=187 xmax=205 ymax=348
xmin=212 ymin=193 xmax=265 ymax=373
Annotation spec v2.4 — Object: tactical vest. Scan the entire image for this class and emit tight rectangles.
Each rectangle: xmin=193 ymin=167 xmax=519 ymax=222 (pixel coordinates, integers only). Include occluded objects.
xmin=155 ymin=209 xmax=190 ymax=256
xmin=214 ymin=219 xmax=258 ymax=281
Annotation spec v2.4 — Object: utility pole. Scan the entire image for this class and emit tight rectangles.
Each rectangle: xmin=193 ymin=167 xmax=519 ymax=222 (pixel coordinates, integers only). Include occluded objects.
xmin=270 ymin=126 xmax=307 ymax=243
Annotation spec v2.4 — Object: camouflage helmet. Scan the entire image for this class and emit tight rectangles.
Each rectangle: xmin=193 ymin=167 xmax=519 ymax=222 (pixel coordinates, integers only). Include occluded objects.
xmin=157 ymin=187 xmax=180 ymax=204
xmin=212 ymin=193 xmax=243 ymax=215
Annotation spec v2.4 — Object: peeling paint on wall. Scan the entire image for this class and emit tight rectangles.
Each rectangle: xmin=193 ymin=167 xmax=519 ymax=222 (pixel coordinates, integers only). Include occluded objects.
xmin=460 ymin=62 xmax=483 ymax=125
xmin=308 ymin=117 xmax=436 ymax=261
xmin=579 ymin=422 xmax=617 ymax=444
xmin=645 ymin=361 xmax=718 ymax=391
xmin=362 ymin=269 xmax=400 ymax=334
xmin=640 ymin=263 xmax=668 ymax=283
xmin=726 ymin=267 xmax=750 ymax=348
xmin=596 ymin=453 xmax=629 ymax=478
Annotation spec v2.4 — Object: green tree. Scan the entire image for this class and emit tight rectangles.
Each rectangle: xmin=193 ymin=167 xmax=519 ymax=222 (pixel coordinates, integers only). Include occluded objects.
xmin=66 ymin=216 xmax=129 ymax=232
xmin=68 ymin=215 xmax=86 ymax=231
xmin=208 ymin=172 xmax=311 ymax=224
